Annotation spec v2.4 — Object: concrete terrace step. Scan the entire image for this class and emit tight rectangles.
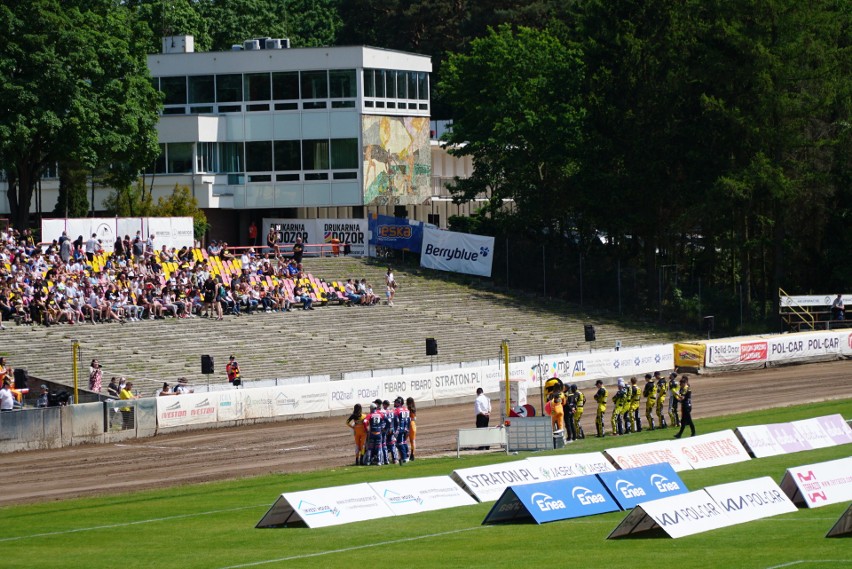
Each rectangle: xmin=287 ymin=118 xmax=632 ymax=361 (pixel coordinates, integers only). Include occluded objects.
xmin=0 ymin=256 xmax=685 ymax=396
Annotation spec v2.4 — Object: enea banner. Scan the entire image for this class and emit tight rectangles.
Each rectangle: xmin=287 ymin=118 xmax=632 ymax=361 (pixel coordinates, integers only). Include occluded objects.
xmin=256 ymin=483 xmax=393 ymax=528
xmin=780 ymin=456 xmax=852 ymax=508
xmin=482 ymin=474 xmax=620 ymax=525
xmin=420 ymin=227 xmax=495 ymax=277
xmin=368 ymin=214 xmax=424 ymax=253
xmin=598 ymin=464 xmax=688 ymax=510
xmin=41 ymin=217 xmax=194 ymax=252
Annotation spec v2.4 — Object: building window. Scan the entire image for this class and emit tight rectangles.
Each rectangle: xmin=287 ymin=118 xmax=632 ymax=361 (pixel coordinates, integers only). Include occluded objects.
xmin=272 ymin=72 xmax=299 ymax=100
xmin=363 ymin=69 xmax=375 ymax=98
xmin=219 ymin=142 xmax=244 ymax=173
xmin=330 ymin=138 xmax=358 ymax=170
xmin=385 ymin=70 xmax=396 ymax=99
xmin=244 ymin=73 xmax=271 ymax=101
xmin=197 ymin=142 xmax=218 ymax=173
xmin=302 ymin=139 xmax=329 ymax=170
xmin=216 ymin=74 xmax=243 ymax=103
xmin=167 ymin=143 xmax=193 ymax=173
xmin=274 ymin=140 xmax=300 ymax=171
xmin=245 ymin=141 xmax=273 ymax=172
xmin=329 ymin=69 xmax=356 ymax=99
xmin=145 ymin=144 xmax=167 ymax=174
xmin=418 ymin=72 xmax=429 ymax=100
xmin=301 ymin=70 xmax=328 ymax=100
xmin=407 ymin=71 xmax=417 ymax=100
xmin=397 ymin=72 xmax=407 ymax=99
xmin=160 ymin=76 xmax=187 ymax=106
xmin=188 ymin=75 xmax=215 ymax=104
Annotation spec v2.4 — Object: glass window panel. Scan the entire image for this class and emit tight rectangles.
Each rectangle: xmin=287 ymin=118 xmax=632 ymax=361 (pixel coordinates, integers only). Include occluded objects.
xmin=219 ymin=142 xmax=244 ymax=173
xmin=300 ymin=70 xmax=328 ymax=99
xmin=330 ymin=138 xmax=358 ymax=170
xmin=407 ymin=72 xmax=417 ymax=100
xmin=167 ymin=143 xmax=193 ymax=173
xmin=329 ymin=69 xmax=356 ymax=98
xmin=146 ymin=143 xmax=166 ymax=174
xmin=244 ymin=73 xmax=271 ymax=101
xmin=375 ymin=70 xmax=386 ymax=98
xmin=272 ymin=72 xmax=299 ymax=100
xmin=216 ymin=74 xmax=243 ymax=103
xmin=160 ymin=76 xmax=187 ymax=105
xmin=245 ymin=141 xmax=273 ymax=172
xmin=363 ymin=69 xmax=374 ymax=98
xmin=302 ymin=139 xmax=329 ymax=170
xmin=188 ymin=75 xmax=214 ymax=104
xmin=384 ymin=70 xmax=395 ymax=98
xmin=274 ymin=140 xmax=300 ymax=171
xmin=397 ymin=72 xmax=407 ymax=99
xmin=418 ymin=72 xmax=428 ymax=100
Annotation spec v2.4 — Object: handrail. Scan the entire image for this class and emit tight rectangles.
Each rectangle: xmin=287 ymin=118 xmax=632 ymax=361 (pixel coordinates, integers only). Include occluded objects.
xmin=778 ymin=287 xmax=815 ymax=330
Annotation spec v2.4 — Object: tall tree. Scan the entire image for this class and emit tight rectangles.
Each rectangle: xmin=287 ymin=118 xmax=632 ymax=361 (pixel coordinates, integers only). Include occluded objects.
xmin=128 ymin=0 xmax=213 ymax=53
xmin=0 ymin=0 xmax=161 ymax=230
xmin=440 ymin=25 xmax=586 ymax=235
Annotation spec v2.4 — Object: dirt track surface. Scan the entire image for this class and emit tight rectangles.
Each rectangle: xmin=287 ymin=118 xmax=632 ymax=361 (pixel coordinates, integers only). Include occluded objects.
xmin=1 ymin=360 xmax=850 ymax=507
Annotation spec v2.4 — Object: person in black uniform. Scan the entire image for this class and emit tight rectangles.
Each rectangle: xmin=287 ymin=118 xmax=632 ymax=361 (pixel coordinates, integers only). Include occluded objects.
xmin=673 ymin=375 xmax=695 ymax=438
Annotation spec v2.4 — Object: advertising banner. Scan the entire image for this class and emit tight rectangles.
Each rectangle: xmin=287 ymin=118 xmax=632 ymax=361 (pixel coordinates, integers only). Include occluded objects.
xmin=532 ymin=345 xmax=675 ymax=385
xmin=450 ymin=460 xmax=544 ymax=502
xmin=704 ymin=477 xmax=797 ymax=525
xmin=705 ymin=331 xmax=848 ymax=368
xmin=605 ymin=440 xmax=692 ymax=472
xmin=327 ymin=377 xmax=384 ymax=412
xmin=672 ymin=430 xmax=752 ymax=470
xmin=255 ymin=483 xmax=393 ymax=528
xmin=41 ymin=217 xmax=193 ymax=253
xmin=432 ymin=367 xmax=484 ymax=401
xmin=735 ymin=425 xmax=788 ymax=458
xmin=483 ymin=475 xmax=621 ymax=525
xmin=598 ymin=464 xmax=689 ymax=510
xmin=374 ymin=371 xmax=436 ymax=405
xmin=790 ymin=417 xmax=836 ymax=449
xmin=673 ymin=343 xmax=706 ymax=368
xmin=369 ymin=476 xmax=477 ymax=516
xmin=156 ymin=392 xmax=218 ymax=428
xmin=524 ymin=453 xmax=616 ymax=481
xmin=826 ymin=503 xmax=852 ymax=538
xmin=705 ymin=338 xmax=767 ymax=367
xmin=608 ymin=490 xmax=731 ymax=539
xmin=243 ymin=387 xmax=276 ymax=420
xmin=368 ymin=214 xmax=424 ymax=253
xmin=216 ymin=389 xmax=246 ymax=422
xmin=420 ymin=227 xmax=495 ymax=277
xmin=269 ymin=383 xmax=330 ymax=417
xmin=316 ymin=218 xmax=368 ymax=257
xmin=780 ymin=456 xmax=852 ymax=508
xmin=263 ymin=219 xmax=314 ymax=248
xmin=766 ymin=422 xmax=812 ymax=453
xmin=814 ymin=414 xmax=852 ymax=445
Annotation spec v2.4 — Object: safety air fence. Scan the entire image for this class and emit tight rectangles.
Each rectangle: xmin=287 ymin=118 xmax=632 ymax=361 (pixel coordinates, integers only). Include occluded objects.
xmin=2 ymin=330 xmax=850 ymax=452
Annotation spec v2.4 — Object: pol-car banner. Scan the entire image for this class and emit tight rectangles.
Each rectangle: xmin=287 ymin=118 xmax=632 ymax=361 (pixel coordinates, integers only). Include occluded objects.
xmin=420 ymin=226 xmax=495 ymax=277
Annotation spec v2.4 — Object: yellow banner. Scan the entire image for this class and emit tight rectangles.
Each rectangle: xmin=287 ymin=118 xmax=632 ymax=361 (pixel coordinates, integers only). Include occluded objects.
xmin=674 ymin=343 xmax=706 ymax=368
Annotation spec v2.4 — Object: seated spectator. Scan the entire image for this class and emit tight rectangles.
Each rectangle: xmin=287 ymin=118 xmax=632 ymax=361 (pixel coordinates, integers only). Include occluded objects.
xmin=157 ymin=382 xmax=175 ymax=396
xmin=344 ymin=278 xmax=363 ymax=305
xmin=293 ymin=284 xmax=314 ymax=310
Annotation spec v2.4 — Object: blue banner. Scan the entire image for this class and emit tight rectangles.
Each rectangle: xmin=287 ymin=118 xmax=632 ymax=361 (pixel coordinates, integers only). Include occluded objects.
xmin=597 ymin=463 xmax=688 ymax=510
xmin=368 ymin=214 xmax=423 ymax=253
xmin=483 ymin=474 xmax=621 ymax=525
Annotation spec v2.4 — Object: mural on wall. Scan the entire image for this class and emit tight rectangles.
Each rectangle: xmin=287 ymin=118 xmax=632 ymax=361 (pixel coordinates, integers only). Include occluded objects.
xmin=362 ymin=116 xmax=431 ymax=205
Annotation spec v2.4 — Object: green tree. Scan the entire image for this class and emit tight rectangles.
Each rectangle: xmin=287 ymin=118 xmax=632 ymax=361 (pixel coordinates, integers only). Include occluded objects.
xmin=0 ymin=0 xmax=161 ymax=230
xmin=439 ymin=25 xmax=586 ymax=236
xmin=128 ymin=0 xmax=212 ymax=53
xmin=153 ymin=184 xmax=209 ymax=241
xmin=102 ymin=177 xmax=155 ymax=218
xmin=52 ymin=162 xmax=91 ymax=218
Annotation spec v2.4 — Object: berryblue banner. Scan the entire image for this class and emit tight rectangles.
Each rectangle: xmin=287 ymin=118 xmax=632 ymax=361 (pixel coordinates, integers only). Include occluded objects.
xmin=368 ymin=214 xmax=423 ymax=253
xmin=597 ymin=463 xmax=688 ymax=510
xmin=483 ymin=474 xmax=621 ymax=525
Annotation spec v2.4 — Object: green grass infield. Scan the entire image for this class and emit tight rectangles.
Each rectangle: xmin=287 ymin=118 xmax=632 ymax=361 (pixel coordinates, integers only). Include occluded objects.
xmin=1 ymin=399 xmax=850 ymax=569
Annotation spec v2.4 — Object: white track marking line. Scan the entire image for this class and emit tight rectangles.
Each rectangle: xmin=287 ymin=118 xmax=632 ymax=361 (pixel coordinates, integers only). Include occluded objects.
xmin=766 ymin=561 xmax=850 ymax=569
xmin=0 ymin=504 xmax=268 ymax=543
xmin=218 ymin=526 xmax=489 ymax=569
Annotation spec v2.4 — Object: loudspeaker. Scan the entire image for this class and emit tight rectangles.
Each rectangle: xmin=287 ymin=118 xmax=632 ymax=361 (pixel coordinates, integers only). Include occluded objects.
xmin=201 ymin=355 xmax=214 ymax=375
xmin=13 ymin=368 xmax=28 ymax=390
xmin=426 ymin=338 xmax=438 ymax=356
xmin=703 ymin=316 xmax=715 ymax=332
xmin=394 ymin=205 xmax=408 ymax=219
xmin=584 ymin=324 xmax=596 ymax=342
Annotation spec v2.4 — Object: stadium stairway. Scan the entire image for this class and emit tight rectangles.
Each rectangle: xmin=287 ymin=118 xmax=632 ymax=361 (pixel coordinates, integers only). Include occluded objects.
xmin=0 ymin=256 xmax=684 ymax=396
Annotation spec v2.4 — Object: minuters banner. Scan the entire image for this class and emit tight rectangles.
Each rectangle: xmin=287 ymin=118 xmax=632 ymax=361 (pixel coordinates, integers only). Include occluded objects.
xmin=420 ymin=226 xmax=495 ymax=277
xmin=42 ymin=217 xmax=194 ymax=252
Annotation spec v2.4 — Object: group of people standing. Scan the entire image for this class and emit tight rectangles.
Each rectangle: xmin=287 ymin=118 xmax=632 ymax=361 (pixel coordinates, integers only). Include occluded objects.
xmin=346 ymin=396 xmax=416 ymax=466
xmin=592 ymin=372 xmax=695 ymax=439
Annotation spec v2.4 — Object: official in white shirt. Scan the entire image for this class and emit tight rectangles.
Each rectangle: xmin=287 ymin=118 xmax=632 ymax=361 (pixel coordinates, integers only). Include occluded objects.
xmin=474 ymin=387 xmax=491 ymax=428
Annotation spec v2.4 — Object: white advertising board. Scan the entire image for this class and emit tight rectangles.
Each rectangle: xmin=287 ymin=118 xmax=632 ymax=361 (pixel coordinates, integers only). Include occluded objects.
xmin=432 ymin=367 xmax=484 ymax=401
xmin=790 ymin=417 xmax=835 ymax=449
xmin=374 ymin=370 xmax=436 ymax=405
xmin=327 ymin=377 xmax=384 ymax=412
xmin=451 ymin=460 xmax=545 ymax=502
xmin=420 ymin=226 xmax=495 ymax=277
xmin=672 ymin=430 xmax=752 ymax=470
xmin=705 ymin=331 xmax=848 ymax=368
xmin=315 ymin=218 xmax=368 ymax=257
xmin=704 ymin=477 xmax=797 ymax=525
xmin=608 ymin=490 xmax=731 ymax=539
xmin=735 ymin=425 xmax=788 ymax=458
xmin=524 ymin=453 xmax=616 ymax=480
xmin=156 ymin=392 xmax=218 ymax=428
xmin=262 ymin=219 xmax=314 ymax=247
xmin=369 ymin=476 xmax=477 ymax=516
xmin=269 ymin=382 xmax=330 ymax=417
xmin=255 ymin=483 xmax=393 ymax=528
xmin=532 ymin=345 xmax=674 ymax=385
xmin=605 ymin=440 xmax=693 ymax=472
xmin=243 ymin=387 xmax=276 ymax=420
xmin=780 ymin=456 xmax=852 ymax=508
xmin=41 ymin=217 xmax=193 ymax=253
xmin=216 ymin=389 xmax=246 ymax=422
